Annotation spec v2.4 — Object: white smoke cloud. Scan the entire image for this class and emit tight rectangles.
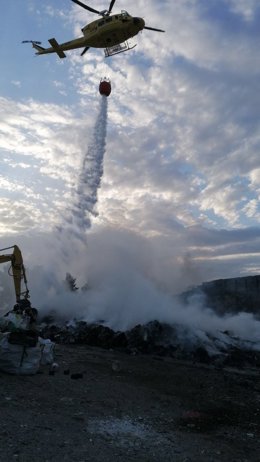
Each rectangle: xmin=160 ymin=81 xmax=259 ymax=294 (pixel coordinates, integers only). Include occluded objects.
xmin=7 ymin=227 xmax=256 ymax=351
xmin=1 ymin=223 xmax=260 ymax=352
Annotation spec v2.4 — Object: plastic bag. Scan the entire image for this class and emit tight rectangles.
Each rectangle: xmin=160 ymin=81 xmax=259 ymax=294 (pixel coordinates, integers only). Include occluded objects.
xmin=39 ymin=337 xmax=55 ymax=365
xmin=0 ymin=312 xmax=30 ymax=332
xmin=0 ymin=333 xmax=41 ymax=375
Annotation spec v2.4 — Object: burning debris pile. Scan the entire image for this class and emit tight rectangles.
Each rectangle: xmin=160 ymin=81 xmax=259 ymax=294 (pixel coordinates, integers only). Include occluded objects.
xmin=40 ymin=319 xmax=260 ymax=369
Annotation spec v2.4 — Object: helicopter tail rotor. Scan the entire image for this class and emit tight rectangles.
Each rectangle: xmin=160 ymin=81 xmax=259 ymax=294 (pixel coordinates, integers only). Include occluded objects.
xmin=22 ymin=40 xmax=42 ymax=44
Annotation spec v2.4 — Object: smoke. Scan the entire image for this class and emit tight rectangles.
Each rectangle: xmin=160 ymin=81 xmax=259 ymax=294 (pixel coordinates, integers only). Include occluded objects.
xmin=17 ymin=227 xmax=259 ymax=350
xmin=1 ymin=93 xmax=260 ymax=351
xmin=2 ymin=224 xmax=260 ymax=349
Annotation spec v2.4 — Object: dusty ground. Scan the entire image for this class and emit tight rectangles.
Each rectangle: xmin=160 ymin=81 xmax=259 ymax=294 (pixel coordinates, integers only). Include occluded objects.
xmin=0 ymin=344 xmax=259 ymax=462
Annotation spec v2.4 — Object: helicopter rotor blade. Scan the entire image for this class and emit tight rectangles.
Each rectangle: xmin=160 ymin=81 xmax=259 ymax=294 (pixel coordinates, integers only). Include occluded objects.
xmin=144 ymin=26 xmax=165 ymax=33
xmin=71 ymin=0 xmax=101 ymax=15
xmin=81 ymin=46 xmax=90 ymax=56
xmin=108 ymin=0 xmax=116 ymax=14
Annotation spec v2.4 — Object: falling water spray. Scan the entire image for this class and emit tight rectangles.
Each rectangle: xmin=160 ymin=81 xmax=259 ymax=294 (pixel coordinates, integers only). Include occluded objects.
xmin=72 ymin=95 xmax=108 ymax=233
xmin=53 ymin=92 xmax=109 ymax=277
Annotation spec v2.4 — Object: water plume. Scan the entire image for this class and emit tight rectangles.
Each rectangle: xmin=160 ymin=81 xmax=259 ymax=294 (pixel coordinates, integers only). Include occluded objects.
xmin=64 ymin=95 xmax=108 ymax=235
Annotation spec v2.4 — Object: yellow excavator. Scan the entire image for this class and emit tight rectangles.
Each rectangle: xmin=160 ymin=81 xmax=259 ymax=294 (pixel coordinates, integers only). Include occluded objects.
xmin=0 ymin=245 xmax=38 ymax=348
xmin=0 ymin=245 xmax=31 ymax=311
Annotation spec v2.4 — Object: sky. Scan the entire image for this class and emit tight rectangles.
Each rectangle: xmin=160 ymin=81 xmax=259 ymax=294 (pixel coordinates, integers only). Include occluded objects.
xmin=0 ymin=0 xmax=260 ymax=321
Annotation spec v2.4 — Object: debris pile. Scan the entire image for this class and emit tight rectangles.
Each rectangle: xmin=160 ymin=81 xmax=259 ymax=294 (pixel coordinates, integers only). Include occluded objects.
xmin=40 ymin=319 xmax=260 ymax=369
xmin=0 ymin=307 xmax=55 ymax=375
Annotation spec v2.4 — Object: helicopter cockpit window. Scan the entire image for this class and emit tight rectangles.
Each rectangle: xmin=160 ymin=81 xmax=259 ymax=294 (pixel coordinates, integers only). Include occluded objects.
xmin=98 ymin=20 xmax=105 ymax=26
xmin=105 ymin=17 xmax=112 ymax=22
xmin=121 ymin=10 xmax=130 ymax=18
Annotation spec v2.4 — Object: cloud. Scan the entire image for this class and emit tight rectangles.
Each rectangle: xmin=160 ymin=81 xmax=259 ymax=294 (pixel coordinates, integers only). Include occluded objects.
xmin=228 ymin=0 xmax=260 ymax=22
xmin=11 ymin=81 xmax=21 ymax=88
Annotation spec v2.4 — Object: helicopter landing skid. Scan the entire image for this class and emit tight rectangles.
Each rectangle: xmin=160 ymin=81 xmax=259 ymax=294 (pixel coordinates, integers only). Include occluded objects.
xmin=104 ymin=41 xmax=136 ymax=57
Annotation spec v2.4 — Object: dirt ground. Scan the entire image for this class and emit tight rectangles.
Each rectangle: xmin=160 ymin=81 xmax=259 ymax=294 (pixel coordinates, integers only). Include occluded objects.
xmin=0 ymin=343 xmax=259 ymax=462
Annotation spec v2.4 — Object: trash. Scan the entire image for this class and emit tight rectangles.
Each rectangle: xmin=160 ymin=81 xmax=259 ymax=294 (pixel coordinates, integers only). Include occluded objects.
xmin=0 ymin=312 xmax=30 ymax=332
xmin=39 ymin=338 xmax=55 ymax=365
xmin=111 ymin=360 xmax=122 ymax=372
xmin=8 ymin=330 xmax=38 ymax=347
xmin=71 ymin=373 xmax=83 ymax=380
xmin=0 ymin=332 xmax=41 ymax=375
xmin=50 ymin=362 xmax=59 ymax=372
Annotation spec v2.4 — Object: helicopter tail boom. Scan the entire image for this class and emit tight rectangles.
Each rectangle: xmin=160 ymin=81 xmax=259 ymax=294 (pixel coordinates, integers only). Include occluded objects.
xmin=32 ymin=38 xmax=66 ymax=59
xmin=32 ymin=42 xmax=46 ymax=53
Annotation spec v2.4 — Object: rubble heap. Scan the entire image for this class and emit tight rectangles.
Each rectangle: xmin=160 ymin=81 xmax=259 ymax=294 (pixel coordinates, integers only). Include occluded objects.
xmin=40 ymin=319 xmax=260 ymax=369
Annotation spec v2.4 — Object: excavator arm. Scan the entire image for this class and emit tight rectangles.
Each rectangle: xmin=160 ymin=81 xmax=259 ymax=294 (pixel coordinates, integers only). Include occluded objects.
xmin=0 ymin=245 xmax=30 ymax=303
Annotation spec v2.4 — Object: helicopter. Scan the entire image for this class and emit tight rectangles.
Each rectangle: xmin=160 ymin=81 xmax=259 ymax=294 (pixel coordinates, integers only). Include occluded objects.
xmin=23 ymin=0 xmax=165 ymax=59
